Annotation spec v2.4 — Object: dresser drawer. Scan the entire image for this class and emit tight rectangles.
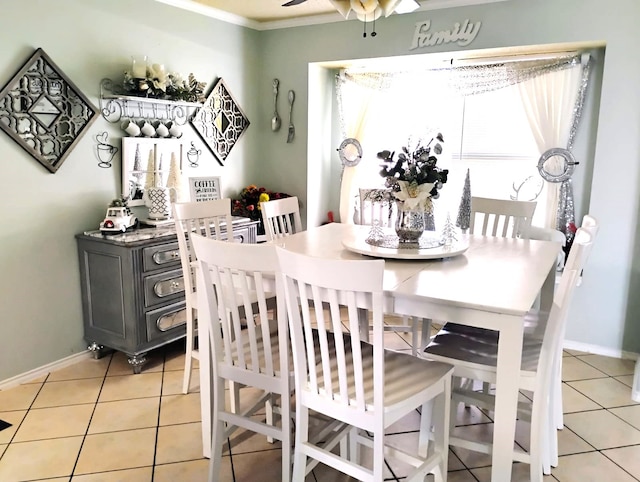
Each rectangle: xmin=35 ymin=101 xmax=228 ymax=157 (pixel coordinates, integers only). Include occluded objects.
xmin=143 ymin=268 xmax=185 ymax=307
xmin=146 ymin=302 xmax=187 ymax=342
xmin=142 ymin=242 xmax=181 ymax=272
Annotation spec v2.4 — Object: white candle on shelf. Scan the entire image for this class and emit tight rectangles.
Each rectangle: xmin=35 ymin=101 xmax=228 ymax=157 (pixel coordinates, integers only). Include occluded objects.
xmin=131 ymin=55 xmax=147 ymax=78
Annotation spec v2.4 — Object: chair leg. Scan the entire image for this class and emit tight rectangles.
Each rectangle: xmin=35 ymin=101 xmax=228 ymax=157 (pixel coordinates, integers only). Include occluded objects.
xmin=281 ymin=392 xmax=292 ymax=482
xmin=418 ymin=400 xmax=433 ymax=458
xmin=208 ymin=377 xmax=226 ymax=482
xmin=292 ymin=405 xmax=309 ymax=481
xmin=182 ymin=306 xmax=196 ymax=394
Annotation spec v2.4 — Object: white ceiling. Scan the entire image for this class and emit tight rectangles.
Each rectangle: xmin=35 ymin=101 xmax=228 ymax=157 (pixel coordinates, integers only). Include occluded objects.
xmin=155 ymin=0 xmax=510 ymax=30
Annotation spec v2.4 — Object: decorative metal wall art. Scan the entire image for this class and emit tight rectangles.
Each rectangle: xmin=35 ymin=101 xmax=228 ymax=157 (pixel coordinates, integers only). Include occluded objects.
xmin=190 ymin=78 xmax=249 ymax=166
xmin=95 ymin=132 xmax=118 ymax=168
xmin=0 ymin=48 xmax=98 ymax=173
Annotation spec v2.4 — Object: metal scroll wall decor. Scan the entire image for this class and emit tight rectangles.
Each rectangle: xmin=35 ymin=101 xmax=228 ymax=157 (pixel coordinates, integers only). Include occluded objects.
xmin=190 ymin=78 xmax=249 ymax=166
xmin=0 ymin=48 xmax=98 ymax=173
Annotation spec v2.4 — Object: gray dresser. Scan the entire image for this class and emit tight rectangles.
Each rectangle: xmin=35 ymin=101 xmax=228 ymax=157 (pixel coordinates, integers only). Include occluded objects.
xmin=76 ymin=217 xmax=258 ymax=373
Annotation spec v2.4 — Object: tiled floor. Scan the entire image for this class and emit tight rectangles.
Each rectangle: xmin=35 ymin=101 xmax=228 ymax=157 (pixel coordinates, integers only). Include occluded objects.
xmin=0 ymin=336 xmax=639 ymax=481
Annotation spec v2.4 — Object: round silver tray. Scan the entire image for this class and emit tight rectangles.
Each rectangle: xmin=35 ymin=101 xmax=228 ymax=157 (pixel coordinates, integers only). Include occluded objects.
xmin=342 ymin=233 xmax=469 ymax=260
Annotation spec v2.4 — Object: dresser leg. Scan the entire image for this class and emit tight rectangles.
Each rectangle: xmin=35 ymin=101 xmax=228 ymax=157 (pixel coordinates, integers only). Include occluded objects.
xmin=87 ymin=342 xmax=105 ymax=359
xmin=127 ymin=353 xmax=148 ymax=374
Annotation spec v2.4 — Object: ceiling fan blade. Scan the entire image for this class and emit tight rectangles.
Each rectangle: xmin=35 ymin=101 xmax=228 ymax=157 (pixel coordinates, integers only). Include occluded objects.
xmin=282 ymin=0 xmax=308 ymax=6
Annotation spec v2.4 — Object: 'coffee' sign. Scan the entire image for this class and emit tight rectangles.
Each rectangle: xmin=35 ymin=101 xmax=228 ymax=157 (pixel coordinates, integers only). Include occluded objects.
xmin=410 ymin=19 xmax=481 ymax=50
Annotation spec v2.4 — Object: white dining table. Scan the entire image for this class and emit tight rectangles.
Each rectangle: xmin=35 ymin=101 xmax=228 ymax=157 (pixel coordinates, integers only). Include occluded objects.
xmin=198 ymin=222 xmax=561 ymax=482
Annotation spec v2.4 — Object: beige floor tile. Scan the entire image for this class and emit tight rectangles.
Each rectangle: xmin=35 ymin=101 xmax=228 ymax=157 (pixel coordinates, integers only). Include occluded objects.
xmin=163 ymin=349 xmax=189 ymax=372
xmin=615 ymin=374 xmax=634 ymax=388
xmin=23 ymin=374 xmax=48 ymax=384
xmin=450 ymin=424 xmax=495 ymax=469
xmin=556 ymin=426 xmax=596 ymax=455
xmin=32 ymin=378 xmax=103 ymax=408
xmin=88 ymin=397 xmax=160 ymax=434
xmin=445 ymin=469 xmax=480 ymax=482
xmin=576 ymin=354 xmax=636 ymax=377
xmin=47 ymin=356 xmax=111 ymax=382
xmin=99 ymin=372 xmax=162 ymax=402
xmin=0 ymin=383 xmax=42 ymax=411
xmin=106 ymin=351 xmax=163 ymax=376
xmin=75 ymin=428 xmax=157 ymax=474
xmin=552 ymin=451 xmax=637 ymax=482
xmin=13 ymin=404 xmax=94 ymax=442
xmin=567 ymin=377 xmax=637 ymax=408
xmin=0 ymin=444 xmax=5 ymax=458
xmin=564 ymin=409 xmax=640 ymax=449
xmin=155 ymin=422 xmax=204 ymax=465
xmin=159 ymin=392 xmax=201 ymax=426
xmin=0 ymin=436 xmax=83 ymax=481
xmin=447 ymin=449 xmax=467 ymax=471
xmin=562 ymin=357 xmax=608 ymax=381
xmin=227 ymin=416 xmax=283 ymax=455
xmin=72 ymin=467 xmax=153 ymax=481
xmin=471 ymin=462 xmax=533 ymax=482
xmin=562 ymin=383 xmax=600 ymax=413
xmin=154 ymin=459 xmax=211 ymax=482
xmin=452 ymin=402 xmax=493 ymax=425
xmin=602 ymin=444 xmax=640 ymax=480
xmin=610 ymin=404 xmax=640 ymax=431
xmin=162 ymin=368 xmax=200 ymax=395
xmin=233 ymin=449 xmax=284 ymax=482
xmin=0 ymin=410 xmax=26 ymax=444
xmin=564 ymin=348 xmax=589 ymax=356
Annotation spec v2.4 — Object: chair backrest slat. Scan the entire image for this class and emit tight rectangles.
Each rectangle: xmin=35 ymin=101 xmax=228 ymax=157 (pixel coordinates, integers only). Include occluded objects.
xmin=173 ymin=199 xmax=235 ymax=298
xmin=358 ymin=188 xmax=396 ymax=228
xmin=470 ymin=196 xmax=537 ymax=239
xmin=277 ymin=247 xmax=384 ymax=414
xmin=192 ymin=235 xmax=281 ymax=378
xmin=261 ymin=196 xmax=302 ymax=241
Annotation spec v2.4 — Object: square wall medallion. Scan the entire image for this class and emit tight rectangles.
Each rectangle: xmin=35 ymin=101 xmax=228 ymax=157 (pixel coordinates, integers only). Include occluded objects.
xmin=190 ymin=78 xmax=250 ymax=166
xmin=0 ymin=48 xmax=98 ymax=173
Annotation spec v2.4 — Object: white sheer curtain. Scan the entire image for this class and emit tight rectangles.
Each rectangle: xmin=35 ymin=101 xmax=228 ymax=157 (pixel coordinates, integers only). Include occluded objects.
xmin=337 ymin=74 xmax=383 ymax=223
xmin=517 ymin=64 xmax=582 ymax=229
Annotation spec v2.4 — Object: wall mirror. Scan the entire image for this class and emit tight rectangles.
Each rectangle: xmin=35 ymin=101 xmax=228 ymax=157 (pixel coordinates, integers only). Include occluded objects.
xmin=121 ymin=138 xmax=187 ymax=205
xmin=0 ymin=48 xmax=98 ymax=173
xmin=190 ymin=78 xmax=249 ymax=166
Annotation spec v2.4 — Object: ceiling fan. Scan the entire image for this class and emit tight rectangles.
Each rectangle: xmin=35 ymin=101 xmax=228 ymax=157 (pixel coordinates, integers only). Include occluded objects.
xmin=282 ymin=0 xmax=420 ymax=22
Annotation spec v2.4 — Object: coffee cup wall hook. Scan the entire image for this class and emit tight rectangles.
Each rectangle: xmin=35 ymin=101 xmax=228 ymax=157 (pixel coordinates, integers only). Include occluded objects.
xmin=95 ymin=132 xmax=118 ymax=168
xmin=187 ymin=141 xmax=201 ymax=167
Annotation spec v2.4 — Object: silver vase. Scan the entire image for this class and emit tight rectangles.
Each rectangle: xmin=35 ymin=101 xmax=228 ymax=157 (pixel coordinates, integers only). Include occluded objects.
xmin=395 ymin=203 xmax=425 ymax=243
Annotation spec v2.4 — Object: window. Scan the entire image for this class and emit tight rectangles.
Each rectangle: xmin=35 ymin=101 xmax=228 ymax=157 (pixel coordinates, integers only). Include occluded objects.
xmin=343 ymin=75 xmax=547 ymax=228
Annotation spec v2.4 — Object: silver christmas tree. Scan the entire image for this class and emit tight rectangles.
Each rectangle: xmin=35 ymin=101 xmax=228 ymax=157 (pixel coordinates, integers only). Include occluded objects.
xmin=441 ymin=212 xmax=458 ymax=247
xmin=456 ymin=168 xmax=471 ymax=232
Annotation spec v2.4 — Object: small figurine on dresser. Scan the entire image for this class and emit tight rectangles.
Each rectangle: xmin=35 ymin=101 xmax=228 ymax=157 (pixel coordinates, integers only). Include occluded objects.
xmin=99 ymin=197 xmax=139 ymax=235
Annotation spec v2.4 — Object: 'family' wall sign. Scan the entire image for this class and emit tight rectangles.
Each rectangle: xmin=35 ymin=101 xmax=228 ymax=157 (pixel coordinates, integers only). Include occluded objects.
xmin=410 ymin=19 xmax=481 ymax=50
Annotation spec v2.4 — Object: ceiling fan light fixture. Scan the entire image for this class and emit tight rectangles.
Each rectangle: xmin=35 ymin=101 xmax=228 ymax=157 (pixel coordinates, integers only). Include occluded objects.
xmin=350 ymin=0 xmax=379 ymax=16
xmin=394 ymin=0 xmax=420 ymax=14
xmin=377 ymin=0 xmax=402 ymax=17
xmin=356 ymin=5 xmax=383 ymax=21
xmin=328 ymin=0 xmax=352 ymax=18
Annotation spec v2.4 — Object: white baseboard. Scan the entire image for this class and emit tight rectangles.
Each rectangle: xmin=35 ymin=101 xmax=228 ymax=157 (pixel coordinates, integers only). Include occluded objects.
xmin=0 ymin=350 xmax=93 ymax=391
xmin=563 ymin=339 xmax=639 ymax=361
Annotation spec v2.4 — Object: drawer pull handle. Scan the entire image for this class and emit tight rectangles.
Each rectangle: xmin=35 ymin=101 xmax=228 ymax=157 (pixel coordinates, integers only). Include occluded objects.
xmin=152 ymin=250 xmax=181 ymax=265
xmin=153 ymin=277 xmax=185 ymax=297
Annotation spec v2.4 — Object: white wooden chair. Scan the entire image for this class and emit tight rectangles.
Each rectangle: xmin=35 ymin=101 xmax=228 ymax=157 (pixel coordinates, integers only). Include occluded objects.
xmin=276 ymin=246 xmax=454 ymax=482
xmin=358 ymin=188 xmax=396 ymax=227
xmin=423 ymin=226 xmax=594 ymax=482
xmin=192 ymin=236 xmax=292 ymax=481
xmin=357 ymin=187 xmax=431 ymax=355
xmin=470 ymin=196 xmax=537 ymax=238
xmin=261 ymin=196 xmax=303 ymax=241
xmin=172 ymin=199 xmax=235 ymax=395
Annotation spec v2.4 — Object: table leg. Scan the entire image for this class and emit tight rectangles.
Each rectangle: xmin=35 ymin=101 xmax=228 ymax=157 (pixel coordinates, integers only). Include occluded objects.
xmin=199 ymin=310 xmax=212 ymax=459
xmin=490 ymin=317 xmax=524 ymax=482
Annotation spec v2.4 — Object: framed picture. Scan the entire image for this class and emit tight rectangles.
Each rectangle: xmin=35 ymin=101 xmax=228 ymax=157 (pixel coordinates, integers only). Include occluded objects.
xmin=190 ymin=78 xmax=250 ymax=166
xmin=0 ymin=48 xmax=98 ymax=173
xmin=189 ymin=176 xmax=222 ymax=202
xmin=121 ymin=138 xmax=187 ymax=206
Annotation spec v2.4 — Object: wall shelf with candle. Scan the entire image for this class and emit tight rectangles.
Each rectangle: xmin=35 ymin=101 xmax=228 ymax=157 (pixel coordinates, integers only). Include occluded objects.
xmin=100 ymin=78 xmax=203 ymax=126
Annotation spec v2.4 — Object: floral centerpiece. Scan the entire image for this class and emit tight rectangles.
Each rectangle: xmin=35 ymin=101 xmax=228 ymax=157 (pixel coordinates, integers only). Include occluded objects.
xmin=122 ymin=65 xmax=206 ymax=102
xmin=231 ymin=184 xmax=291 ymax=235
xmin=376 ymin=134 xmax=447 ymax=241
xmin=377 ymin=133 xmax=447 ymax=211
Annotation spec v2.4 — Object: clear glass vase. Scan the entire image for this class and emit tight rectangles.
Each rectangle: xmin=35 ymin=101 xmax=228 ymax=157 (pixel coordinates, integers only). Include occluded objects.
xmin=395 ymin=203 xmax=426 ymax=243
